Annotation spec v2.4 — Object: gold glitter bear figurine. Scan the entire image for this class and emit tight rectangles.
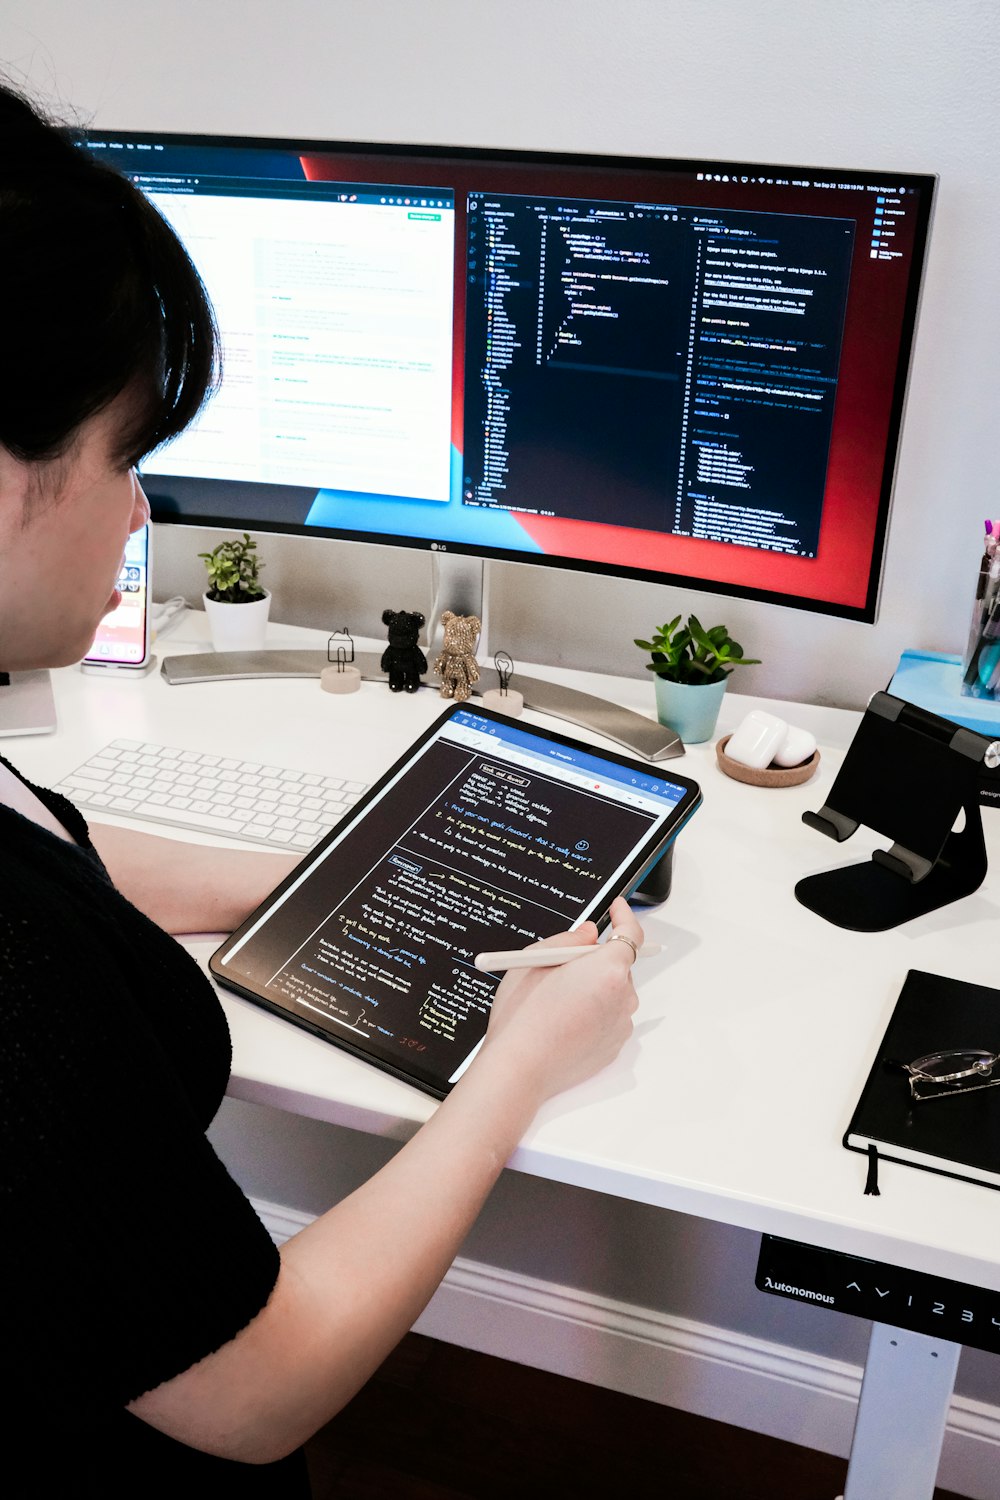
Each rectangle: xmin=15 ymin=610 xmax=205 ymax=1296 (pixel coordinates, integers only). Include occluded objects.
xmin=434 ymin=611 xmax=481 ymax=702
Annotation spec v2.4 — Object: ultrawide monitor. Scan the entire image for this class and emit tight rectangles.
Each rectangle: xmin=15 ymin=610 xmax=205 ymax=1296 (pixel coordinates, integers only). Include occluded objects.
xmin=84 ymin=132 xmax=935 ymax=622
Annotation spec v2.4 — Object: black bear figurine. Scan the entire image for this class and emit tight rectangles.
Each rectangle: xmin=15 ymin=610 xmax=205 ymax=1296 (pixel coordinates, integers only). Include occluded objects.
xmin=381 ymin=609 xmax=427 ymax=693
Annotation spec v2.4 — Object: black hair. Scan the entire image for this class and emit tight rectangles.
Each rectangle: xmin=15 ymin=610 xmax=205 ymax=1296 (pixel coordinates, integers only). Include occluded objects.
xmin=0 ymin=84 xmax=218 ymax=468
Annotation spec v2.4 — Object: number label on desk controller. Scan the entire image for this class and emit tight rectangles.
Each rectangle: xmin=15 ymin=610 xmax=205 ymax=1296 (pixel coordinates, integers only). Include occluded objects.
xmin=757 ymin=1236 xmax=1000 ymax=1353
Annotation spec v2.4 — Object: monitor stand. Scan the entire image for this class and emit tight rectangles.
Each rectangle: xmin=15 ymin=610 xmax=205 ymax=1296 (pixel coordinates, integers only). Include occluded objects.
xmin=426 ymin=552 xmax=489 ymax=657
xmin=0 ymin=671 xmax=57 ymax=737
xmin=160 ymin=649 xmax=684 ymax=763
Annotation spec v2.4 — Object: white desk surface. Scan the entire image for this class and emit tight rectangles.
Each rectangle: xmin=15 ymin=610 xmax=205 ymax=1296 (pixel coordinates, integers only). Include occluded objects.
xmin=11 ymin=615 xmax=1000 ymax=1294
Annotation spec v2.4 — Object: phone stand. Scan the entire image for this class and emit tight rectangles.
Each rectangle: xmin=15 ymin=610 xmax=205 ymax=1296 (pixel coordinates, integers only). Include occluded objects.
xmin=80 ymin=657 xmax=158 ymax=678
xmin=795 ymin=692 xmax=996 ymax=931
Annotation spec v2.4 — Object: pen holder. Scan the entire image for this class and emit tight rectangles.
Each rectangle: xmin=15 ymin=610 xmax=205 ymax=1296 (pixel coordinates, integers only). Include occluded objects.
xmin=962 ymin=560 xmax=1000 ymax=701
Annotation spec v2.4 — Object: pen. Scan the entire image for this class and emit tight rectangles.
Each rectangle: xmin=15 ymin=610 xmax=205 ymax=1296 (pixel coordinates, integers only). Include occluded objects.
xmin=474 ymin=942 xmax=662 ymax=972
xmin=964 ymin=552 xmax=1000 ymax=688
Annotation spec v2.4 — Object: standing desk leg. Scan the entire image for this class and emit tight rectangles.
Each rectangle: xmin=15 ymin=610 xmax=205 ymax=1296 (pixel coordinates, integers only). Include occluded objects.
xmin=842 ymin=1323 xmax=959 ymax=1500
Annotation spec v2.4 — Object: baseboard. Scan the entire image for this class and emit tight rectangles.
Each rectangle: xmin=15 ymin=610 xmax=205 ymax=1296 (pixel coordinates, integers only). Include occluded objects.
xmin=255 ymin=1197 xmax=1000 ymax=1500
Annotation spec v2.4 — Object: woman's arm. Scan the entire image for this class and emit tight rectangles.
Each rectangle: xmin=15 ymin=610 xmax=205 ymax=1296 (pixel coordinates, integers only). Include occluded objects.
xmin=88 ymin=823 xmax=299 ymax=934
xmin=127 ymin=899 xmax=643 ymax=1463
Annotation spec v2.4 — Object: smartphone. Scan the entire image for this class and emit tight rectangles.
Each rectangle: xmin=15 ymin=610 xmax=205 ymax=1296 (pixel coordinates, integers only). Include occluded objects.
xmin=83 ymin=524 xmax=153 ymax=671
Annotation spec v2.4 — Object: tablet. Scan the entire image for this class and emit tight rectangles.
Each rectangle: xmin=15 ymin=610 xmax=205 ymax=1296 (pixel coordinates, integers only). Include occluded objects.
xmin=210 ymin=704 xmax=701 ymax=1097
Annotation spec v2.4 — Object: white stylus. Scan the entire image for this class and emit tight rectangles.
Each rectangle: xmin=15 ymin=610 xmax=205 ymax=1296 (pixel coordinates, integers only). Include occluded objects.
xmin=474 ymin=941 xmax=661 ymax=973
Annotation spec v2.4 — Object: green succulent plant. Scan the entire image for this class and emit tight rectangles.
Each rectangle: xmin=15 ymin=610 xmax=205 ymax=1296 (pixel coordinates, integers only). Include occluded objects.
xmin=199 ymin=533 xmax=266 ymax=604
xmin=635 ymin=614 xmax=760 ymax=686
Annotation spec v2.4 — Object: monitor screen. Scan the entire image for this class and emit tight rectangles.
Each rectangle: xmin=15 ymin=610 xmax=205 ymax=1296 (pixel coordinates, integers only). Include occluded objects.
xmin=84 ymin=132 xmax=934 ymax=622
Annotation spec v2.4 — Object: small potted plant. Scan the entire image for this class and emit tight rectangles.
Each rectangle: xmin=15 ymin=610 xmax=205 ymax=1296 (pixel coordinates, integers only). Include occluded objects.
xmin=199 ymin=533 xmax=270 ymax=652
xmin=635 ymin=613 xmax=760 ymax=743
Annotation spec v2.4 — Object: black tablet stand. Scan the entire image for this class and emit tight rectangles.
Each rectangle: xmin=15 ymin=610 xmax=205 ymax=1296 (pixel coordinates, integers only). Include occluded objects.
xmin=795 ymin=692 xmax=996 ymax=932
xmin=632 ymin=846 xmax=674 ymax=906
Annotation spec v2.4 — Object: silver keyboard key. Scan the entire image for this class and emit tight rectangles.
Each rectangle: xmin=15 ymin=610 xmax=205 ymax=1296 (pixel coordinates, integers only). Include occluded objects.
xmin=135 ymin=804 xmax=249 ymax=835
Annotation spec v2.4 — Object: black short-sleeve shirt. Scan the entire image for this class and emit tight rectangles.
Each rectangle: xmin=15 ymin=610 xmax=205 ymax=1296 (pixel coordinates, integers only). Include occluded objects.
xmin=0 ymin=763 xmax=309 ymax=1496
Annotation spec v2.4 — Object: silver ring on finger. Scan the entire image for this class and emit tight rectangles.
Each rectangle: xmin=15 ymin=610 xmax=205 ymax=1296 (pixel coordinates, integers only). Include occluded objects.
xmin=608 ymin=931 xmax=639 ymax=963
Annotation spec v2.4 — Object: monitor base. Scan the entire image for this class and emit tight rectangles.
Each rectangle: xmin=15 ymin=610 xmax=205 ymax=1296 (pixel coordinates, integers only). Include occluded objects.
xmin=160 ymin=650 xmax=684 ymax=762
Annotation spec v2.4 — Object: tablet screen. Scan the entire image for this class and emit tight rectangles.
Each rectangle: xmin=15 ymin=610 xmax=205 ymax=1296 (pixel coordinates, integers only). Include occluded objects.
xmin=211 ymin=704 xmax=701 ymax=1095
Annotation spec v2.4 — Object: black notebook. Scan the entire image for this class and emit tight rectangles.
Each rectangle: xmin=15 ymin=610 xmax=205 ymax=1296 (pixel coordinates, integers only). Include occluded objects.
xmin=845 ymin=969 xmax=1000 ymax=1192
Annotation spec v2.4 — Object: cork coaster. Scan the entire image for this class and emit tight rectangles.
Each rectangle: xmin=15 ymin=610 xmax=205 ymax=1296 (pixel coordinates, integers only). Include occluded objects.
xmin=716 ymin=734 xmax=820 ymax=787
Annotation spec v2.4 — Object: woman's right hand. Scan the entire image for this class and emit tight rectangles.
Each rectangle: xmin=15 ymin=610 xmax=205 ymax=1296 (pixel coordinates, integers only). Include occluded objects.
xmin=125 ymin=906 xmax=643 ymax=1465
xmin=477 ymin=896 xmax=643 ymax=1104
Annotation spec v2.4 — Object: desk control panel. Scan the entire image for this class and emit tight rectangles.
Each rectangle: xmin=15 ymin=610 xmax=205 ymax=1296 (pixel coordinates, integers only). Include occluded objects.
xmin=757 ymin=1235 xmax=1000 ymax=1356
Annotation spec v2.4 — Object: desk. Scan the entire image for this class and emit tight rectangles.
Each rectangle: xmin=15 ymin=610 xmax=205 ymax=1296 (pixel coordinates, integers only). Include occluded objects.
xmin=10 ymin=615 xmax=1000 ymax=1498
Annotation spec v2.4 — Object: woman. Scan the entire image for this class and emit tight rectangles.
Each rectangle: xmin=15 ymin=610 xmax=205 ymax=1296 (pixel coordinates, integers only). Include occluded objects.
xmin=0 ymin=84 xmax=643 ymax=1494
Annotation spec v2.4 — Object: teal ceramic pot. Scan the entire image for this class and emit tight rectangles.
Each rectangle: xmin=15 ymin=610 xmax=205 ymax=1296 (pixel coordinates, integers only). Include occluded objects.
xmin=654 ymin=675 xmax=727 ymax=744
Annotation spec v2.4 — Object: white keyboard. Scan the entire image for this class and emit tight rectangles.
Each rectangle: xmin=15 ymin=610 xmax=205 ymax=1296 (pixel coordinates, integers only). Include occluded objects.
xmin=51 ymin=739 xmax=370 ymax=851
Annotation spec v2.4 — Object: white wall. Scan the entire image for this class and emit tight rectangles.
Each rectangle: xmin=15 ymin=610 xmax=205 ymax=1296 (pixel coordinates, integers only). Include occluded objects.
xmin=3 ymin=0 xmax=997 ymax=707
xmin=6 ymin=0 xmax=999 ymax=1427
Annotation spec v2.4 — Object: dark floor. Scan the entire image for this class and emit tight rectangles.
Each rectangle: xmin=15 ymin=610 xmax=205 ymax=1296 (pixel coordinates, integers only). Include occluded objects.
xmin=304 ymin=1333 xmax=963 ymax=1499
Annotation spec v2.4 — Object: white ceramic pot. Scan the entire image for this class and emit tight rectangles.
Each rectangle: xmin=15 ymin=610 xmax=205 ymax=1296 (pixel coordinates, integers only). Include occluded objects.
xmin=203 ymin=589 xmax=271 ymax=653
xmin=653 ymin=674 xmax=728 ymax=744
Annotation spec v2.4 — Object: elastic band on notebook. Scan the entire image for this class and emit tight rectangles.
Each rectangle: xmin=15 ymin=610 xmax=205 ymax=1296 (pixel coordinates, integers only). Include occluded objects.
xmin=864 ymin=1143 xmax=881 ymax=1196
